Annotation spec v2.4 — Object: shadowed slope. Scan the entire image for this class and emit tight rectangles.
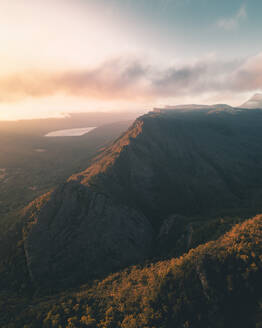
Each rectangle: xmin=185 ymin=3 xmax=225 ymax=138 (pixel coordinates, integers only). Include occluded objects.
xmin=22 ymin=107 xmax=262 ymax=286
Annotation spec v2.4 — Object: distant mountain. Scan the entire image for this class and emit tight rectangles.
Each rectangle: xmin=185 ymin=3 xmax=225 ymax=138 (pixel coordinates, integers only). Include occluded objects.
xmin=19 ymin=106 xmax=262 ymax=286
xmin=240 ymin=93 xmax=262 ymax=109
xmin=155 ymin=103 xmax=233 ymax=111
xmin=0 ymin=111 xmax=141 ymax=136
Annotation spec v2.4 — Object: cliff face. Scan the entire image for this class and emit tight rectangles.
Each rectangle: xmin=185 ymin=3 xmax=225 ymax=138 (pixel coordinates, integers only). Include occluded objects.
xmin=24 ymin=181 xmax=153 ymax=286
xmin=23 ymin=107 xmax=262 ymax=285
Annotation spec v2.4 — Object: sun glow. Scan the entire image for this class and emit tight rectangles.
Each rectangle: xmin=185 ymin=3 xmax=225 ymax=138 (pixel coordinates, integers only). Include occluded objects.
xmin=0 ymin=0 xmax=262 ymax=120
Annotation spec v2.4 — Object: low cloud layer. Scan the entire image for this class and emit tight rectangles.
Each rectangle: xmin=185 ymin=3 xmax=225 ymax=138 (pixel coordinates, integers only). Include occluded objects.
xmin=1 ymin=52 xmax=262 ymax=104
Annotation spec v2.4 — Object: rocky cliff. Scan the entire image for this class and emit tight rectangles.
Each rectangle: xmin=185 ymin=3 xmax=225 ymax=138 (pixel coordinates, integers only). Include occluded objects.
xmin=23 ymin=106 xmax=262 ymax=285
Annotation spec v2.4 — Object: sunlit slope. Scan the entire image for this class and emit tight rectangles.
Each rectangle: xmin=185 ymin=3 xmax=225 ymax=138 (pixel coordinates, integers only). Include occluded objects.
xmin=3 ymin=214 xmax=262 ymax=328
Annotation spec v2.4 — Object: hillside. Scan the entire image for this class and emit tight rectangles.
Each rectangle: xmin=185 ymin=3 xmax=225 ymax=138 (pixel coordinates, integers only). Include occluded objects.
xmin=2 ymin=213 xmax=262 ymax=328
xmin=0 ymin=119 xmax=132 ymax=221
xmin=1 ymin=105 xmax=262 ymax=326
xmin=8 ymin=106 xmax=262 ymax=287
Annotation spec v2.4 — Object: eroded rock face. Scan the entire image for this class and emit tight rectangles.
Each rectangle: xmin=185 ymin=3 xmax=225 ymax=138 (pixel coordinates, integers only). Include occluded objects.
xmin=23 ymin=107 xmax=262 ymax=285
xmin=24 ymin=181 xmax=153 ymax=285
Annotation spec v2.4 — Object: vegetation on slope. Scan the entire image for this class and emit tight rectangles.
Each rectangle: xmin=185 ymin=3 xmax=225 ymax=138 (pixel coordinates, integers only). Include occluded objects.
xmin=14 ymin=107 xmax=262 ymax=285
xmin=2 ymin=108 xmax=262 ymax=327
xmin=1 ymin=214 xmax=262 ymax=328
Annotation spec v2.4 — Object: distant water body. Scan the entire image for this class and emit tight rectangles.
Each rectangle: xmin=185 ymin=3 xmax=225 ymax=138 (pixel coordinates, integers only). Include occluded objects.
xmin=45 ymin=127 xmax=96 ymax=137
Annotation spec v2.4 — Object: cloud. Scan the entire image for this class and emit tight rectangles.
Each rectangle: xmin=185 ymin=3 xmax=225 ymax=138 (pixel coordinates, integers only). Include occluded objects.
xmin=0 ymin=60 xmax=151 ymax=102
xmin=230 ymin=53 xmax=262 ymax=91
xmin=217 ymin=5 xmax=247 ymax=30
xmin=0 ymin=53 xmax=262 ymax=104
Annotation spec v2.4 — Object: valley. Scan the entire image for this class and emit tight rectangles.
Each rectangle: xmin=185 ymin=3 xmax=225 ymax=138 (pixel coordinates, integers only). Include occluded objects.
xmin=0 ymin=112 xmax=138 ymax=228
xmin=45 ymin=127 xmax=96 ymax=137
xmin=1 ymin=105 xmax=262 ymax=327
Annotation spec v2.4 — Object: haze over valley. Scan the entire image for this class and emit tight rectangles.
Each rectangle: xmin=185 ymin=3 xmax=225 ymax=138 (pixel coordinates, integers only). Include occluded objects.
xmin=1 ymin=1 xmax=262 ymax=327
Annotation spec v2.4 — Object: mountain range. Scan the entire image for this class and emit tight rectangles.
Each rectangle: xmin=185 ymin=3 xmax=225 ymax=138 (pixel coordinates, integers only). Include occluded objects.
xmin=20 ymin=102 xmax=262 ymax=285
xmin=1 ymin=97 xmax=262 ymax=327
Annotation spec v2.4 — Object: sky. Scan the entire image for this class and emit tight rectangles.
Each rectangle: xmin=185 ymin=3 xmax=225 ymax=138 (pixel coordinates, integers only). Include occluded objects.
xmin=1 ymin=0 xmax=262 ymax=120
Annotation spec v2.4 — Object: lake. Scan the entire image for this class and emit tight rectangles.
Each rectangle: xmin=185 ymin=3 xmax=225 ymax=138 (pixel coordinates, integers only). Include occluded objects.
xmin=45 ymin=127 xmax=96 ymax=137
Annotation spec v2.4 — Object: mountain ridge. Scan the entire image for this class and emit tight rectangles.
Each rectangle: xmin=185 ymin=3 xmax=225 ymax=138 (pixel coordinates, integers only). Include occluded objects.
xmin=20 ymin=105 xmax=262 ymax=286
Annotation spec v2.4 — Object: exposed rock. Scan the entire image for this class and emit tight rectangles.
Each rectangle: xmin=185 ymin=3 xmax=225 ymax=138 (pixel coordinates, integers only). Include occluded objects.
xmin=24 ymin=181 xmax=153 ymax=285
xmin=23 ymin=106 xmax=262 ymax=285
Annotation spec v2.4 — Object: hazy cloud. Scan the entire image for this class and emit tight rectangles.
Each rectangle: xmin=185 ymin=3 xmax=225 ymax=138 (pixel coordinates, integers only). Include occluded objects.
xmin=231 ymin=53 xmax=262 ymax=91
xmin=0 ymin=60 xmax=151 ymax=102
xmin=0 ymin=53 xmax=262 ymax=103
xmin=217 ymin=5 xmax=247 ymax=30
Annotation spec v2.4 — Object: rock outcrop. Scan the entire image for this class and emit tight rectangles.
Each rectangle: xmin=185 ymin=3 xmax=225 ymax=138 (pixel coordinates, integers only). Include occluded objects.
xmin=23 ymin=181 xmax=153 ymax=286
